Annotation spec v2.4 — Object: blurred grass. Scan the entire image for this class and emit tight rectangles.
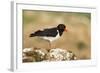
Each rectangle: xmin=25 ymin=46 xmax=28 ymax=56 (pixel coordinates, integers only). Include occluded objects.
xmin=23 ymin=10 xmax=91 ymax=60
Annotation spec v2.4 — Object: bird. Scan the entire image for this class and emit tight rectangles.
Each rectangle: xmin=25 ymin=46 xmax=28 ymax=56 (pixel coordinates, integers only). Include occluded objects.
xmin=29 ymin=24 xmax=68 ymax=49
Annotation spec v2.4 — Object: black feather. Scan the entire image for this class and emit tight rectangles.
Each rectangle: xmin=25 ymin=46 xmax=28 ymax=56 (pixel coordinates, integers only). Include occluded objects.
xmin=30 ymin=28 xmax=58 ymax=37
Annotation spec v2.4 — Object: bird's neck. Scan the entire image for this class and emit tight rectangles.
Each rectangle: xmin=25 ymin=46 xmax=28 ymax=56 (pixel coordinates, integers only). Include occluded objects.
xmin=58 ymin=30 xmax=64 ymax=36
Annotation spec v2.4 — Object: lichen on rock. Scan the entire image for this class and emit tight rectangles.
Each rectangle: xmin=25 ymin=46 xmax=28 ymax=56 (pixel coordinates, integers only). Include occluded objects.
xmin=22 ymin=47 xmax=77 ymax=62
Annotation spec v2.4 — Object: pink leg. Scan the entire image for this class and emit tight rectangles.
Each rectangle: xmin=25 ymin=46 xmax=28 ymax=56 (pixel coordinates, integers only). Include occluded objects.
xmin=48 ymin=41 xmax=52 ymax=49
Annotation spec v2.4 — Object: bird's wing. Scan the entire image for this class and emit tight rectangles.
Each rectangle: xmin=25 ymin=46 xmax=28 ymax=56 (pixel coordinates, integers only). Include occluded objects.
xmin=33 ymin=28 xmax=58 ymax=37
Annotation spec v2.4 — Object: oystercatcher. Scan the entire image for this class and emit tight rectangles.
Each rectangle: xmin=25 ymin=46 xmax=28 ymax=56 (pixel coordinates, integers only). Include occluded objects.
xmin=29 ymin=24 xmax=68 ymax=48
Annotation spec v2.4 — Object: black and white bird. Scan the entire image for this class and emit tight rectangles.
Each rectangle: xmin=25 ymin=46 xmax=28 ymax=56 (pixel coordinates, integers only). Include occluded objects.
xmin=29 ymin=24 xmax=68 ymax=48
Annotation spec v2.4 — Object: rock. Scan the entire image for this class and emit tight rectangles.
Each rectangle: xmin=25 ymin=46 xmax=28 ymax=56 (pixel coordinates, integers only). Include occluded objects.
xmin=65 ymin=51 xmax=77 ymax=60
xmin=23 ymin=48 xmax=34 ymax=56
xmin=46 ymin=48 xmax=77 ymax=61
xmin=23 ymin=48 xmax=33 ymax=53
xmin=46 ymin=48 xmax=67 ymax=61
xmin=22 ymin=48 xmax=77 ymax=62
xmin=23 ymin=56 xmax=36 ymax=62
xmin=33 ymin=48 xmax=48 ymax=62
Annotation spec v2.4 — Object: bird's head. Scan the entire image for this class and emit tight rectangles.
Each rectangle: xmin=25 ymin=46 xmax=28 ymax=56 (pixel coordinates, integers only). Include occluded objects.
xmin=57 ymin=24 xmax=68 ymax=32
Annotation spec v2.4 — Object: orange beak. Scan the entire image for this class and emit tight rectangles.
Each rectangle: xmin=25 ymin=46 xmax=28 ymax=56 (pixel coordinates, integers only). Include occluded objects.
xmin=64 ymin=28 xmax=68 ymax=32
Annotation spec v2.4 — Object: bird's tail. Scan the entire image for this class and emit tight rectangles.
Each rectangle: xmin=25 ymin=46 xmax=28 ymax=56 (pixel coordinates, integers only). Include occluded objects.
xmin=29 ymin=33 xmax=36 ymax=37
xmin=29 ymin=30 xmax=43 ymax=37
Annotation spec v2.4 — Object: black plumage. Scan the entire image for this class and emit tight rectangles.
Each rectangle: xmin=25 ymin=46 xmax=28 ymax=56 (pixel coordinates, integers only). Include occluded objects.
xmin=30 ymin=24 xmax=66 ymax=37
xmin=30 ymin=28 xmax=58 ymax=37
